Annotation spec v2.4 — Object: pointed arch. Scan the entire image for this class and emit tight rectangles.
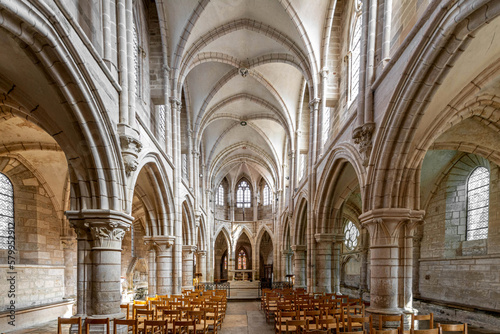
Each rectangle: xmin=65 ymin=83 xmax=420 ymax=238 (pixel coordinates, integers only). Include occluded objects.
xmin=182 ymin=197 xmax=196 ymax=246
xmin=293 ymin=195 xmax=308 ymax=246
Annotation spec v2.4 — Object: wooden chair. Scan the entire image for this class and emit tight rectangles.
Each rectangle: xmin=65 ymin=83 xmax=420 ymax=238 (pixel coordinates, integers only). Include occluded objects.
xmin=276 ymin=310 xmax=299 ymax=334
xmin=303 ymin=330 xmax=329 ymax=334
xmin=437 ymin=323 xmax=467 ymax=333
xmin=379 ymin=314 xmax=404 ymax=332
xmin=133 ymin=304 xmax=149 ymax=319
xmin=121 ymin=304 xmax=131 ymax=319
xmin=375 ymin=330 xmax=400 ymax=334
xmin=136 ymin=309 xmax=155 ymax=323
xmin=85 ymin=318 xmax=110 ymax=334
xmin=187 ymin=310 xmax=207 ymax=334
xmin=113 ymin=319 xmax=138 ymax=334
xmin=58 ymin=317 xmax=82 ymax=334
xmin=410 ymin=329 xmax=440 ymax=334
xmin=203 ymin=306 xmax=221 ymax=334
xmin=285 ymin=319 xmax=308 ymax=334
xmin=172 ymin=319 xmax=196 ymax=334
xmin=143 ymin=319 xmax=168 ymax=334
xmin=347 ymin=314 xmax=373 ymax=332
xmin=317 ymin=317 xmax=339 ymax=333
xmin=410 ymin=313 xmax=434 ymax=330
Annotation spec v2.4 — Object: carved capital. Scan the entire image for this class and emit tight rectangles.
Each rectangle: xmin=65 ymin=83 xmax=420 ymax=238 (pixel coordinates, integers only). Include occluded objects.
xmin=120 ymin=134 xmax=142 ymax=176
xmin=89 ymin=221 xmax=128 ymax=249
xmin=152 ymin=236 xmax=176 ymax=254
xmin=359 ymin=208 xmax=425 ymax=247
xmin=309 ymin=98 xmax=321 ymax=110
xmin=66 ymin=209 xmax=133 ymax=249
xmin=314 ymin=233 xmax=335 ymax=244
xmin=197 ymin=250 xmax=207 ymax=257
xmin=352 ymin=122 xmax=375 ymax=167
xmin=169 ymin=98 xmax=181 ymax=112
xmin=61 ymin=236 xmax=76 ymax=249
xmin=183 ymin=245 xmax=197 ymax=260
xmin=291 ymin=245 xmax=306 ymax=253
xmin=320 ymin=67 xmax=329 ymax=78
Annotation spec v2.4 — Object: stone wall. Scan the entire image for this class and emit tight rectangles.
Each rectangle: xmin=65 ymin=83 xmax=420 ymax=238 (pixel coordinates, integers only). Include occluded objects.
xmin=419 ymin=153 xmax=500 ymax=311
xmin=0 ymin=158 xmax=71 ymax=312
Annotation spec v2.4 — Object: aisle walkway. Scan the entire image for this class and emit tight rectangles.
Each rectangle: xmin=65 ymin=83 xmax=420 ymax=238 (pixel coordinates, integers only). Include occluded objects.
xmin=220 ymin=300 xmax=274 ymax=334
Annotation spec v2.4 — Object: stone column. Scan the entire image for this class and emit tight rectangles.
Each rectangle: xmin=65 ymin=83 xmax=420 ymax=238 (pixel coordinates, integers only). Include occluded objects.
xmin=359 ymin=209 xmax=424 ymax=318
xmin=144 ymin=238 xmax=157 ymax=297
xmin=154 ymin=236 xmax=175 ymax=295
xmin=68 ymin=210 xmax=133 ymax=317
xmin=359 ymin=229 xmax=370 ymax=299
xmin=332 ymin=237 xmax=342 ymax=294
xmin=71 ymin=225 xmax=91 ymax=316
xmin=61 ymin=236 xmax=76 ymax=299
xmin=412 ymin=235 xmax=423 ymax=298
xmin=281 ymin=250 xmax=290 ymax=281
xmin=291 ymin=245 xmax=306 ymax=289
xmin=314 ymin=234 xmax=334 ymax=293
xmin=198 ymin=251 xmax=207 ymax=283
xmin=182 ymin=245 xmax=196 ymax=290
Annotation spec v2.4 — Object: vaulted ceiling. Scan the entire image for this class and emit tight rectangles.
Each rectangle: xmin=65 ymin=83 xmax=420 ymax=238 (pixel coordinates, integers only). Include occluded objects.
xmin=163 ymin=0 xmax=330 ymax=190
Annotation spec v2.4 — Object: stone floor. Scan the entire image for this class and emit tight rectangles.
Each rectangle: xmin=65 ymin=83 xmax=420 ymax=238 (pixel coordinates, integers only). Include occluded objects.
xmin=4 ymin=301 xmax=499 ymax=334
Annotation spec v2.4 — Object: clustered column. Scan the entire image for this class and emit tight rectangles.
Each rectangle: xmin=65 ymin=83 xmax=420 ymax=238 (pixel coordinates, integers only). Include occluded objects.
xmin=360 ymin=209 xmax=424 ymax=320
xmin=182 ymin=245 xmax=196 ymax=290
xmin=68 ymin=210 xmax=132 ymax=317
xmin=314 ymin=234 xmax=334 ymax=293
xmin=291 ymin=245 xmax=306 ymax=288
xmin=154 ymin=236 xmax=175 ymax=295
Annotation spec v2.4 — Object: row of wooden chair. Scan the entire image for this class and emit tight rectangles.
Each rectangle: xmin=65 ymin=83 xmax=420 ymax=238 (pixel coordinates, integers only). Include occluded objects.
xmin=58 ymin=316 xmax=200 ymax=334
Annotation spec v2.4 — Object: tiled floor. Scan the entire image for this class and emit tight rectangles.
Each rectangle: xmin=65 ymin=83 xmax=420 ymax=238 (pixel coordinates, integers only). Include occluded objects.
xmin=4 ymin=301 xmax=499 ymax=334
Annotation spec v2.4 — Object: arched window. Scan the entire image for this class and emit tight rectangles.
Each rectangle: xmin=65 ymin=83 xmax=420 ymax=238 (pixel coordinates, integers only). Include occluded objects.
xmin=348 ymin=1 xmax=362 ymax=107
xmin=236 ymin=180 xmax=251 ymax=208
xmin=263 ymin=184 xmax=270 ymax=206
xmin=0 ymin=173 xmax=14 ymax=250
xmin=466 ymin=167 xmax=489 ymax=240
xmin=238 ymin=249 xmax=247 ymax=270
xmin=217 ymin=184 xmax=224 ymax=206
xmin=344 ymin=220 xmax=359 ymax=250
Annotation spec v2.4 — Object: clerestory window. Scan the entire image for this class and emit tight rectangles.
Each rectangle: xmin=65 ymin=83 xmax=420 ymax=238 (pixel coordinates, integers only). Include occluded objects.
xmin=466 ymin=167 xmax=489 ymax=240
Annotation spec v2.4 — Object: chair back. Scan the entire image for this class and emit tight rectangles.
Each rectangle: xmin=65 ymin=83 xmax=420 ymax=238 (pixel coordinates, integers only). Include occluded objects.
xmin=411 ymin=329 xmax=440 ymax=334
xmin=375 ymin=330 xmax=399 ymax=334
xmin=58 ymin=317 xmax=82 ymax=334
xmin=172 ymin=319 xmax=196 ymax=334
xmin=113 ymin=319 xmax=138 ymax=334
xmin=347 ymin=314 xmax=372 ymax=332
xmin=144 ymin=320 xmax=168 ymax=334
xmin=411 ymin=313 xmax=434 ymax=329
xmin=85 ymin=318 xmax=110 ymax=334
xmin=120 ymin=304 xmax=130 ymax=319
xmin=136 ymin=309 xmax=155 ymax=321
xmin=379 ymin=314 xmax=404 ymax=330
xmin=437 ymin=323 xmax=467 ymax=333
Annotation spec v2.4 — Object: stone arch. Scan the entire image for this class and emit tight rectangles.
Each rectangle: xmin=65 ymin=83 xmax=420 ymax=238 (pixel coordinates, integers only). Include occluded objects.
xmin=315 ymin=144 xmax=365 ymax=233
xmin=368 ymin=1 xmax=500 ymax=211
xmin=182 ymin=197 xmax=196 ymax=246
xmin=129 ymin=156 xmax=174 ymax=236
xmin=293 ymin=196 xmax=308 ymax=246
xmin=0 ymin=3 xmax=126 ymax=212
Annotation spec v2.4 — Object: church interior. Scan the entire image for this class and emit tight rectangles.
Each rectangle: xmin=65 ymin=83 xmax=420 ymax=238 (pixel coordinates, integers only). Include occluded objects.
xmin=1 ymin=0 xmax=500 ymax=332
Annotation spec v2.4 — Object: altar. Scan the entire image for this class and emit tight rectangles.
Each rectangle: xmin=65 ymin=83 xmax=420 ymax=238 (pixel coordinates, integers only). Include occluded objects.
xmin=231 ymin=269 xmax=254 ymax=281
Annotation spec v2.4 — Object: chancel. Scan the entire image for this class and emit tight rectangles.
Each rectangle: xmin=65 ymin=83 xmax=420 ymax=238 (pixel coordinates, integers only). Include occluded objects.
xmin=0 ymin=0 xmax=499 ymax=333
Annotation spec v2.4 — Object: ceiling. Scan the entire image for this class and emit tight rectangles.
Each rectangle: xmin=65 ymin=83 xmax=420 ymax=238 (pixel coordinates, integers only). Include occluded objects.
xmin=163 ymin=0 xmax=331 ymax=191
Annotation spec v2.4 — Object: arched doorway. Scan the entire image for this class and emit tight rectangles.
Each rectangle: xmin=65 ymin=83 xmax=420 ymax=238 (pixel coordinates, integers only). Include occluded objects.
xmin=234 ymin=232 xmax=252 ymax=281
xmin=214 ymin=230 xmax=230 ymax=282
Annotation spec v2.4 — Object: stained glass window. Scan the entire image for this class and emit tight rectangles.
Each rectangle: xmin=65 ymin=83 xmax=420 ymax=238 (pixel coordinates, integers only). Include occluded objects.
xmin=0 ymin=173 xmax=14 ymax=250
xmin=263 ymin=184 xmax=270 ymax=206
xmin=133 ymin=23 xmax=140 ymax=98
xmin=236 ymin=181 xmax=251 ymax=208
xmin=217 ymin=185 xmax=224 ymax=206
xmin=224 ymin=255 xmax=227 ymax=270
xmin=238 ymin=249 xmax=247 ymax=270
xmin=348 ymin=2 xmax=362 ymax=107
xmin=344 ymin=220 xmax=359 ymax=250
xmin=467 ymin=167 xmax=489 ymax=240
xmin=182 ymin=154 xmax=188 ymax=180
xmin=158 ymin=105 xmax=166 ymax=144
xmin=299 ymin=153 xmax=307 ymax=180
xmin=322 ymin=107 xmax=331 ymax=147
